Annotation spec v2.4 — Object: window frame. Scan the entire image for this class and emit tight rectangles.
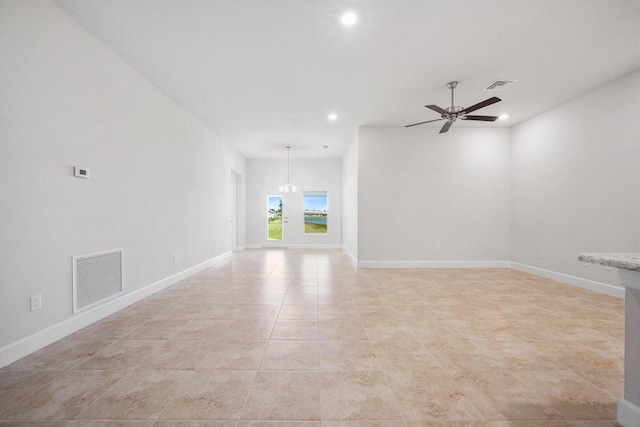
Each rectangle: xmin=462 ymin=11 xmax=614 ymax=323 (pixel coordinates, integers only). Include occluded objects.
xmin=303 ymin=190 xmax=328 ymax=235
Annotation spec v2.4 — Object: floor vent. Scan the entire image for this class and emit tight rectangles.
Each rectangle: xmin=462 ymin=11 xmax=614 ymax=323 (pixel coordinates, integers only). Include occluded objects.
xmin=73 ymin=249 xmax=123 ymax=314
xmin=484 ymin=80 xmax=517 ymax=91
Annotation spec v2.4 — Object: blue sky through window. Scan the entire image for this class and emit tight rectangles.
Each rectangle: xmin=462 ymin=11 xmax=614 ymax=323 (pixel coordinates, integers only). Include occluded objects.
xmin=268 ymin=196 xmax=282 ymax=210
xmin=304 ymin=194 xmax=327 ymax=211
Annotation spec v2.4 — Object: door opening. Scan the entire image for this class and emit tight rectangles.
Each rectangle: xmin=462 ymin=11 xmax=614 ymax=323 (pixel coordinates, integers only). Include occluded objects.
xmin=230 ymin=172 xmax=240 ymax=250
xmin=266 ymin=194 xmax=286 ymax=247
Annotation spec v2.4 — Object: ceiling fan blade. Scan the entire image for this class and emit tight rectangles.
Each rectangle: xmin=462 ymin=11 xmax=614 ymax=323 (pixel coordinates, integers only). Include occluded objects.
xmin=439 ymin=121 xmax=453 ymax=134
xmin=405 ymin=118 xmax=444 ymax=128
xmin=460 ymin=97 xmax=501 ymax=114
xmin=461 ymin=115 xmax=499 ymax=122
xmin=425 ymin=104 xmax=449 ymax=116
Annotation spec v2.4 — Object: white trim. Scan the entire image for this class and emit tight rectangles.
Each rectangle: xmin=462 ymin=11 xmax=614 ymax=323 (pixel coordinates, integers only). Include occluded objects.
xmin=510 ymin=262 xmax=624 ymax=298
xmin=357 ymin=260 xmax=510 ymax=269
xmin=263 ymin=242 xmax=287 ymax=248
xmin=245 ymin=244 xmax=262 ymax=249
xmin=0 ymin=251 xmax=231 ymax=368
xmin=287 ymin=244 xmax=343 ymax=249
xmin=618 ymin=399 xmax=640 ymax=426
xmin=234 ymin=245 xmax=246 ymax=251
xmin=343 ymin=246 xmax=358 ymax=265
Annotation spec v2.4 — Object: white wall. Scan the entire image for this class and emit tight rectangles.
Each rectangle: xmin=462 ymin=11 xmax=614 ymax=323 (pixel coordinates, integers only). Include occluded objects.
xmin=342 ymin=131 xmax=359 ymax=260
xmin=246 ymin=159 xmax=342 ymax=248
xmin=0 ymin=0 xmax=245 ymax=357
xmin=357 ymin=127 xmax=511 ymax=266
xmin=511 ymin=69 xmax=640 ymax=290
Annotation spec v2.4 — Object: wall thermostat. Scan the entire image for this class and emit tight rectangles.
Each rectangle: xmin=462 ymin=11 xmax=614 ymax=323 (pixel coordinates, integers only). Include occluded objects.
xmin=74 ymin=166 xmax=90 ymax=178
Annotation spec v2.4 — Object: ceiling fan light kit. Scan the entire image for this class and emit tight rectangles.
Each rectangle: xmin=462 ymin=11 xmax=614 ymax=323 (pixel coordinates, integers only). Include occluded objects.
xmin=406 ymin=81 xmax=502 ymax=133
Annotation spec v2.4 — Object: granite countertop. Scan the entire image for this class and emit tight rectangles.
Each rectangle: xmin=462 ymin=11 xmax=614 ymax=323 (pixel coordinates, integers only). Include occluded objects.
xmin=578 ymin=253 xmax=640 ymax=271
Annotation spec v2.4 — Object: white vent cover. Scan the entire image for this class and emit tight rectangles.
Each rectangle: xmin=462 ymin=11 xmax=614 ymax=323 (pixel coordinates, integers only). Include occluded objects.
xmin=73 ymin=249 xmax=123 ymax=313
xmin=484 ymin=80 xmax=517 ymax=91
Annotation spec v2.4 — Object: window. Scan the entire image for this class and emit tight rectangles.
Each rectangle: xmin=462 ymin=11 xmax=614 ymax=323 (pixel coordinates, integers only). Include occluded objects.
xmin=267 ymin=195 xmax=283 ymax=240
xmin=303 ymin=191 xmax=328 ymax=234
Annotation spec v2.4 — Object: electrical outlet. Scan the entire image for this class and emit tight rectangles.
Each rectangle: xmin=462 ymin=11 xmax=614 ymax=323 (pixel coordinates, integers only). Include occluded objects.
xmin=173 ymin=254 xmax=178 ymax=263
xmin=538 ymin=251 xmax=544 ymax=259
xmin=30 ymin=295 xmax=42 ymax=311
xmin=434 ymin=245 xmax=440 ymax=253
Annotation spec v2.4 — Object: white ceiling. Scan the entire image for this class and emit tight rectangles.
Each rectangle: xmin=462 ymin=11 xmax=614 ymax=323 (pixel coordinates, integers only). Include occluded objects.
xmin=51 ymin=0 xmax=640 ymax=159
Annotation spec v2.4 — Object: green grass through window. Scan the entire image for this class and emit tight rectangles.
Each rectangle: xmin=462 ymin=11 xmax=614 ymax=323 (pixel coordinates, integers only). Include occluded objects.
xmin=268 ymin=218 xmax=283 ymax=240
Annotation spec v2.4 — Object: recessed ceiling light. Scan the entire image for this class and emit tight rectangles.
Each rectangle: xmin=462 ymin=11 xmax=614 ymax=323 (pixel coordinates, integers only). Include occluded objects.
xmin=340 ymin=12 xmax=358 ymax=26
xmin=328 ymin=113 xmax=338 ymax=121
xmin=499 ymin=114 xmax=510 ymax=120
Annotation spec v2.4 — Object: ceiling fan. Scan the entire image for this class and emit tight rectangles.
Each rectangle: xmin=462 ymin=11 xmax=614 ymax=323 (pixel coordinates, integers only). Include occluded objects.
xmin=406 ymin=81 xmax=501 ymax=133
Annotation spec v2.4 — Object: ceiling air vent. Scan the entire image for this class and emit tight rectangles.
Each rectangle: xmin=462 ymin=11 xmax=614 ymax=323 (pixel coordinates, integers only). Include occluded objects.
xmin=484 ymin=80 xmax=517 ymax=91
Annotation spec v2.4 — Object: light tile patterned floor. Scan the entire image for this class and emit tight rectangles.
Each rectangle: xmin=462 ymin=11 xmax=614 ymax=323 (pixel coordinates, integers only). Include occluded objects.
xmin=0 ymin=249 xmax=625 ymax=426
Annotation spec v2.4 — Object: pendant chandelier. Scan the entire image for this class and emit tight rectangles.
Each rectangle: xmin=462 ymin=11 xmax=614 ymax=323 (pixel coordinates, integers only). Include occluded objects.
xmin=279 ymin=146 xmax=297 ymax=193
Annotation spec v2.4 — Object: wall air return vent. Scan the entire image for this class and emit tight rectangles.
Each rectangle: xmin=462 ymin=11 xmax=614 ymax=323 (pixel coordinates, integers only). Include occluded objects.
xmin=484 ymin=80 xmax=517 ymax=91
xmin=73 ymin=249 xmax=123 ymax=314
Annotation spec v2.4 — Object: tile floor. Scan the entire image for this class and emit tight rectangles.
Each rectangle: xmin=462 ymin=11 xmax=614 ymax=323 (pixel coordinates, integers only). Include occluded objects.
xmin=0 ymin=249 xmax=625 ymax=426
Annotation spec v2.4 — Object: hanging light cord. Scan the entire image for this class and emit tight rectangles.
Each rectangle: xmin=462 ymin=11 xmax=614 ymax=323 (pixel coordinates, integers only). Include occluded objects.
xmin=280 ymin=145 xmax=296 ymax=193
xmin=287 ymin=146 xmax=291 ymax=184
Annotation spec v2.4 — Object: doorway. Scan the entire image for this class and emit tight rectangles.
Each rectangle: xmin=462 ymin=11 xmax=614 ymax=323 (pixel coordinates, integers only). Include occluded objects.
xmin=265 ymin=194 xmax=287 ymax=247
xmin=230 ymin=171 xmax=241 ymax=251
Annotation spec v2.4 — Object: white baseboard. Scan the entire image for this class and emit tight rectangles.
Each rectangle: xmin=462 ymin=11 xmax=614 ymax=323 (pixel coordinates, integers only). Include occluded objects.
xmin=357 ymin=260 xmax=510 ymax=269
xmin=246 ymin=244 xmax=342 ymax=250
xmin=618 ymin=399 xmax=640 ymax=426
xmin=235 ymin=245 xmax=246 ymax=251
xmin=287 ymin=244 xmax=343 ymax=249
xmin=510 ymin=262 xmax=624 ymax=298
xmin=0 ymin=251 xmax=232 ymax=368
xmin=343 ymin=246 xmax=358 ymax=265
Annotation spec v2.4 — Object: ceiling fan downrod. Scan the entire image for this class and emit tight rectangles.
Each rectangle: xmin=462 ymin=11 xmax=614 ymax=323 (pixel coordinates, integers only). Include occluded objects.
xmin=447 ymin=81 xmax=457 ymax=108
xmin=446 ymin=81 xmax=463 ymax=115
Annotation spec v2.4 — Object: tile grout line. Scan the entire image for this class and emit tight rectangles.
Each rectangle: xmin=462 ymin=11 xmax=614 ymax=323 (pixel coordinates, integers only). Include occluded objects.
xmin=71 ymin=368 xmax=136 ymax=422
